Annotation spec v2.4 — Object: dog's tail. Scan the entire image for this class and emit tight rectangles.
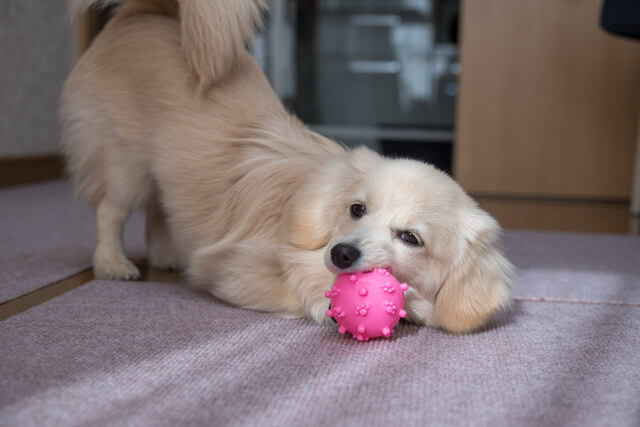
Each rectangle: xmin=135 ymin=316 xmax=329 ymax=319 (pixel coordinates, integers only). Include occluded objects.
xmin=69 ymin=0 xmax=268 ymax=89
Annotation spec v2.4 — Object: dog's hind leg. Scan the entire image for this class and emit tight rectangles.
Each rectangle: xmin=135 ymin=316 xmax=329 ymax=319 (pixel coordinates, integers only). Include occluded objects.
xmin=93 ymin=197 xmax=140 ymax=280
xmin=146 ymin=193 xmax=182 ymax=271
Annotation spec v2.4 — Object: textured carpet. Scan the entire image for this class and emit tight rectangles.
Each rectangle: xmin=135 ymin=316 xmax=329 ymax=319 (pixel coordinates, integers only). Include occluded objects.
xmin=1 ymin=181 xmax=639 ymax=426
xmin=0 ymin=181 xmax=145 ymax=303
xmin=504 ymin=230 xmax=640 ymax=305
xmin=1 ymin=279 xmax=638 ymax=427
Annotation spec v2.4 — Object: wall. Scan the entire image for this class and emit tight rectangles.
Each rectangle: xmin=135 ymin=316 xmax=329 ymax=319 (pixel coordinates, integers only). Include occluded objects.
xmin=0 ymin=1 xmax=74 ymax=157
xmin=454 ymin=0 xmax=640 ymax=233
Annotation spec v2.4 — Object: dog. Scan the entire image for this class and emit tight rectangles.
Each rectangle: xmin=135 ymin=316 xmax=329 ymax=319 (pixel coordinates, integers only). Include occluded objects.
xmin=61 ymin=0 xmax=513 ymax=333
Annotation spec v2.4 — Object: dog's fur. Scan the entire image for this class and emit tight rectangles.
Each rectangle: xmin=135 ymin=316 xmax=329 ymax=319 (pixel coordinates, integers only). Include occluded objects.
xmin=61 ymin=0 xmax=513 ymax=333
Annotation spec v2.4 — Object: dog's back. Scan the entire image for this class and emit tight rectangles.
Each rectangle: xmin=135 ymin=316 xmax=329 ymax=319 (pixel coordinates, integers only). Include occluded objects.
xmin=60 ymin=0 xmax=512 ymax=331
xmin=62 ymin=0 xmax=268 ymax=202
xmin=61 ymin=0 xmax=342 ymax=281
xmin=60 ymin=0 xmax=300 ymax=275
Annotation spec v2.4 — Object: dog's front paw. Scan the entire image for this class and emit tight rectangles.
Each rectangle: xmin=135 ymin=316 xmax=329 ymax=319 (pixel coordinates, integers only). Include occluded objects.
xmin=308 ymin=300 xmax=333 ymax=326
xmin=93 ymin=255 xmax=141 ymax=280
xmin=403 ymin=290 xmax=437 ymax=326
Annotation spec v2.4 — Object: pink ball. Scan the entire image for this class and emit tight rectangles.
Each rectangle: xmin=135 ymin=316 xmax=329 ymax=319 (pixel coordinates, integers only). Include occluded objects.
xmin=325 ymin=268 xmax=408 ymax=341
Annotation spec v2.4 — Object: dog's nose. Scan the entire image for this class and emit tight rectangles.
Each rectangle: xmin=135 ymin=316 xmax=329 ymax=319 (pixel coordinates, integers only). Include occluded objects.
xmin=331 ymin=243 xmax=361 ymax=269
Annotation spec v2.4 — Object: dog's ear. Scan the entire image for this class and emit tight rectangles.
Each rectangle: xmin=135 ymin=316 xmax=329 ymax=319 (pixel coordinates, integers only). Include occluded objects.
xmin=434 ymin=206 xmax=513 ymax=333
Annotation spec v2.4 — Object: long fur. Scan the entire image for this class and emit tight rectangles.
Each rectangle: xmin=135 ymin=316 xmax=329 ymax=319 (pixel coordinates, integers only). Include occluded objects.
xmin=69 ymin=0 xmax=266 ymax=87
xmin=61 ymin=0 xmax=513 ymax=333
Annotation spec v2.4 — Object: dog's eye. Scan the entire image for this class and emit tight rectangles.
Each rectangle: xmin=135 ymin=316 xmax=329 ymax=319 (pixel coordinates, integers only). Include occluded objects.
xmin=350 ymin=203 xmax=366 ymax=219
xmin=399 ymin=231 xmax=422 ymax=246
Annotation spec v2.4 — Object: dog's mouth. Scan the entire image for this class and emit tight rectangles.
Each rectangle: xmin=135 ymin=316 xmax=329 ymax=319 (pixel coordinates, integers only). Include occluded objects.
xmin=326 ymin=242 xmax=394 ymax=276
xmin=355 ymin=266 xmax=391 ymax=275
xmin=326 ymin=259 xmax=392 ymax=276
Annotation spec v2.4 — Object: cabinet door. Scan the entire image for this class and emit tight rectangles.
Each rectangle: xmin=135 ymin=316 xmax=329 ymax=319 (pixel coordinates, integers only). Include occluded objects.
xmin=454 ymin=0 xmax=640 ymax=200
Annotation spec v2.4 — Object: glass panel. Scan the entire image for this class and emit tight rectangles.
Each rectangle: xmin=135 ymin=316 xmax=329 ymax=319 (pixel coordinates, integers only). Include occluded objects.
xmin=292 ymin=0 xmax=460 ymax=161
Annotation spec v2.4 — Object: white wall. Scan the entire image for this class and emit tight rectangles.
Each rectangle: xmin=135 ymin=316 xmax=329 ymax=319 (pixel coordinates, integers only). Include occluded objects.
xmin=0 ymin=1 xmax=74 ymax=157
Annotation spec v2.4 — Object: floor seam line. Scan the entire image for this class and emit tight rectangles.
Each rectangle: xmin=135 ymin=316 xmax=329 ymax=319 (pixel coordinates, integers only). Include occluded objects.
xmin=512 ymin=297 xmax=640 ymax=307
xmin=0 ymin=268 xmax=95 ymax=321
xmin=0 ymin=260 xmax=186 ymax=321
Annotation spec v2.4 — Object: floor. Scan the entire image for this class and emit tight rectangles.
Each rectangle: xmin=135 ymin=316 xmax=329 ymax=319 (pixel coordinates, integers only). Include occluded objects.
xmin=0 ymin=265 xmax=183 ymax=321
xmin=1 ymin=180 xmax=639 ymax=427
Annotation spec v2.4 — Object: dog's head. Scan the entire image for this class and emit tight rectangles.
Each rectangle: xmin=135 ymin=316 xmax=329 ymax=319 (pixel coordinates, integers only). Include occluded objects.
xmin=290 ymin=147 xmax=513 ymax=333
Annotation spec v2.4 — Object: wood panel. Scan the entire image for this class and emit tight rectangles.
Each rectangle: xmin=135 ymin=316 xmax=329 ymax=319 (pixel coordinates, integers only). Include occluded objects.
xmin=476 ymin=197 xmax=630 ymax=234
xmin=454 ymin=0 xmax=640 ymax=199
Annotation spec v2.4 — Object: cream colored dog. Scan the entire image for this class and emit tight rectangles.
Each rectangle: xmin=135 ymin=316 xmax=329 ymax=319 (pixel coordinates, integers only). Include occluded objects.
xmin=62 ymin=0 xmax=513 ymax=333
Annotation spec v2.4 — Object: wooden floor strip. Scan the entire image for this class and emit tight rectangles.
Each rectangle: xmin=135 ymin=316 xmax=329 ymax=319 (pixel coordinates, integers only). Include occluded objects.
xmin=0 ymin=263 xmax=186 ymax=321
xmin=0 ymin=269 xmax=95 ymax=321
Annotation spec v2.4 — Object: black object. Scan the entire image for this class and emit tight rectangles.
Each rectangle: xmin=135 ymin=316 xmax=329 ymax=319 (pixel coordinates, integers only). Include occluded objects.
xmin=330 ymin=244 xmax=361 ymax=270
xmin=382 ymin=140 xmax=452 ymax=175
xmin=601 ymin=0 xmax=640 ymax=39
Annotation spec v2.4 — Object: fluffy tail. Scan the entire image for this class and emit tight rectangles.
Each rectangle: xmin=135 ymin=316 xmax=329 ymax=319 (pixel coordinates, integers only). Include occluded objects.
xmin=69 ymin=0 xmax=268 ymax=88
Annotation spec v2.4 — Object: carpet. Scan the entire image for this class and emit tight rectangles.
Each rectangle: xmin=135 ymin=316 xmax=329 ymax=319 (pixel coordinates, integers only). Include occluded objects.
xmin=504 ymin=230 xmax=640 ymax=305
xmin=0 ymin=181 xmax=145 ymax=303
xmin=1 ymin=280 xmax=638 ymax=427
xmin=1 ymin=181 xmax=639 ymax=426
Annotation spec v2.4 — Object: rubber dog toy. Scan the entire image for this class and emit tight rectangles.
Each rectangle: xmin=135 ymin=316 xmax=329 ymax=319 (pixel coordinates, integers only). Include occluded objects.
xmin=325 ymin=268 xmax=408 ymax=341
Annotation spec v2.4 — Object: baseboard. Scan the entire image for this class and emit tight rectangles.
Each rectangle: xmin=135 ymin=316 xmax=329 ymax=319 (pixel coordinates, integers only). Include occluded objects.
xmin=475 ymin=196 xmax=631 ymax=234
xmin=0 ymin=154 xmax=66 ymax=188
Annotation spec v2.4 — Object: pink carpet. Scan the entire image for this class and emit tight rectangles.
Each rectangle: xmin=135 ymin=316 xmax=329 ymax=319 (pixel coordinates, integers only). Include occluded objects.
xmin=1 ymin=280 xmax=638 ymax=426
xmin=1 ymin=181 xmax=639 ymax=426
xmin=0 ymin=181 xmax=145 ymax=303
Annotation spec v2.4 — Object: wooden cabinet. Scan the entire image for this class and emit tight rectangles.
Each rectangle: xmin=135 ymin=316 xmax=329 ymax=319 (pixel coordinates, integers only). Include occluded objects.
xmin=454 ymin=0 xmax=640 ymax=233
